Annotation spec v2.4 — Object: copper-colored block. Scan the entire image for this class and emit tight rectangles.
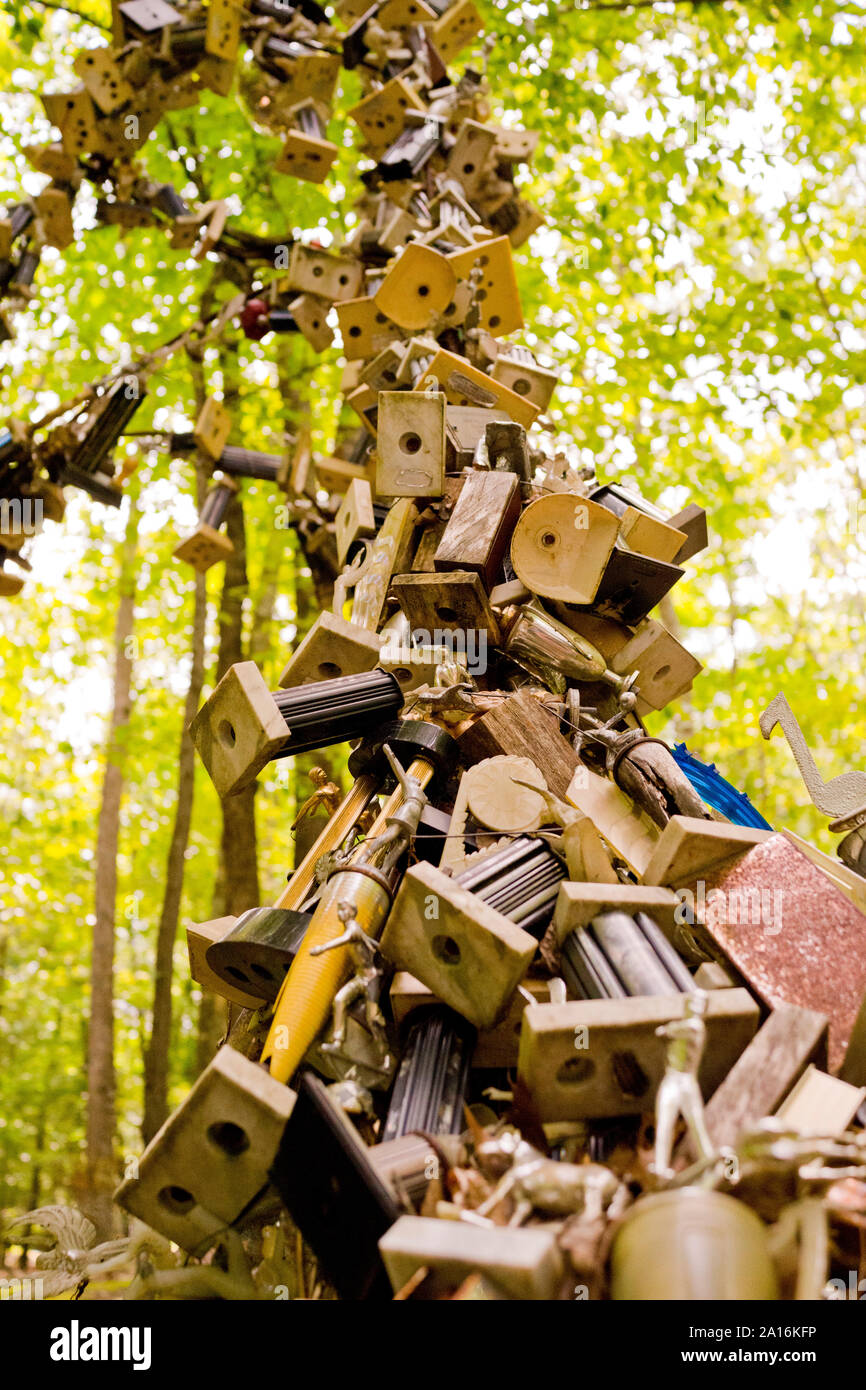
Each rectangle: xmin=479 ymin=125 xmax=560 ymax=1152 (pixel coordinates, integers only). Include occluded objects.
xmin=699 ymin=834 xmax=866 ymax=1072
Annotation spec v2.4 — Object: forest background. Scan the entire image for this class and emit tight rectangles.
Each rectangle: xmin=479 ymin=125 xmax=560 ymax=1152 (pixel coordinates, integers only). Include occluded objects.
xmin=1 ymin=0 xmax=864 ymax=1231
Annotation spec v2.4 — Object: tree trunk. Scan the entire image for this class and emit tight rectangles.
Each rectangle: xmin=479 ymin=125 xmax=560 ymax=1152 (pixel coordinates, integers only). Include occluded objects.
xmin=218 ymin=494 xmax=261 ymax=914
xmin=141 ymin=557 xmax=208 ymax=1144
xmin=84 ymin=482 xmax=140 ymax=1238
xmin=195 ymin=493 xmax=259 ymax=1066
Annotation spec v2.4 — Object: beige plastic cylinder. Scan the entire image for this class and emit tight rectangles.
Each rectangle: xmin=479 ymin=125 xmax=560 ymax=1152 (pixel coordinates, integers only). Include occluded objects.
xmin=610 ymin=1189 xmax=779 ymax=1301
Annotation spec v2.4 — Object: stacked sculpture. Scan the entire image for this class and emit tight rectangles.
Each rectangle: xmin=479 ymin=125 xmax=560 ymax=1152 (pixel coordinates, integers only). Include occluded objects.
xmin=7 ymin=0 xmax=866 ymax=1301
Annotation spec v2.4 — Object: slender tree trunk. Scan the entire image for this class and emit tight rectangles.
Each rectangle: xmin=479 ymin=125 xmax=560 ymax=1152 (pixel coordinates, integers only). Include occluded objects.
xmin=218 ymin=495 xmax=261 ymax=914
xmin=84 ymin=483 xmax=140 ymax=1237
xmin=192 ymin=335 xmax=309 ymax=1065
xmin=141 ymin=559 xmax=207 ymax=1143
xmin=195 ymin=494 xmax=259 ymax=1065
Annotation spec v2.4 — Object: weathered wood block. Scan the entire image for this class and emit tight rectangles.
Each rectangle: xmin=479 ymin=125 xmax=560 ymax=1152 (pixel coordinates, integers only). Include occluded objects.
xmin=667 ymin=503 xmax=708 ymax=562
xmin=391 ymin=569 xmax=500 ymax=644
xmin=378 ymin=642 xmax=448 ymax=692
xmin=115 ymin=1045 xmax=295 ymax=1251
xmin=426 ymin=0 xmax=484 ymax=62
xmin=73 ymin=47 xmax=134 ymax=113
xmin=491 ymin=353 xmax=558 ymax=411
xmin=518 ymin=990 xmax=759 ymax=1120
xmin=277 ymin=611 xmax=382 ymax=688
xmin=335 ymin=477 xmax=376 ymax=566
xmin=190 ymin=661 xmax=288 ymax=797
xmin=349 ymin=76 xmax=427 ymax=155
xmin=610 ymin=618 xmax=702 ymax=714
xmin=336 ymin=296 xmax=398 ymax=360
xmin=289 ymin=294 xmax=334 ymax=352
xmin=34 ymin=188 xmax=74 ymax=250
xmin=424 ymin=349 xmax=538 ymax=430
xmin=553 ymin=881 xmax=681 ymax=946
xmin=511 ymin=494 xmax=619 ymax=605
xmin=187 ymin=916 xmax=262 ymax=1010
xmin=194 ymin=397 xmax=231 ymax=461
xmin=374 ymin=243 xmax=457 ymax=331
xmin=489 ymin=577 xmax=532 ymax=608
xmin=315 ymin=454 xmax=374 ymax=493
xmin=347 ymin=382 xmax=379 ymax=434
xmin=433 ymin=468 xmax=520 ymax=588
xmin=43 ymin=88 xmax=100 ymax=158
xmin=448 ymin=236 xmax=523 ymax=337
xmin=444 ymin=404 xmax=510 ymax=469
xmin=411 ymin=516 xmax=449 ymax=571
xmin=680 ymin=1005 xmax=828 ymax=1157
xmin=775 ymin=1064 xmax=865 ymax=1135
xmin=457 ymin=690 xmax=579 ymax=800
xmin=641 ymin=815 xmax=770 ymax=887
xmin=276 ymin=129 xmax=338 ymax=183
xmin=376 ymin=390 xmax=445 ymax=497
xmin=618 ymin=507 xmax=687 ymax=564
xmin=693 ymin=961 xmax=740 ymax=990
xmin=444 ymin=119 xmax=498 ymax=198
xmin=24 ymin=141 xmax=77 ymax=182
xmin=379 ymin=1215 xmax=564 ymax=1300
xmin=286 ymin=244 xmax=362 ymax=301
xmin=205 ymin=0 xmax=241 ymax=60
xmin=380 ymin=861 xmax=537 ymax=1029
xmin=173 ymin=522 xmax=234 ymax=573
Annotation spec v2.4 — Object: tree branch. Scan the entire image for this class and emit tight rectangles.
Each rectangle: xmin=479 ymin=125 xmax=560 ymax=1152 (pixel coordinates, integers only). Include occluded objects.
xmin=24 ymin=0 xmax=112 ymax=32
xmin=581 ymin=0 xmax=733 ymax=11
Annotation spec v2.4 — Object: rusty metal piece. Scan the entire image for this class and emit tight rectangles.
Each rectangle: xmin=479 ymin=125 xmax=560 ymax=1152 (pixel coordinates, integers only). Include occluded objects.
xmin=698 ymin=834 xmax=866 ymax=1071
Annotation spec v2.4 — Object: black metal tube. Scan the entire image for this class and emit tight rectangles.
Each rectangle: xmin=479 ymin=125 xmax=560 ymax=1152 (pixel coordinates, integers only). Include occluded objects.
xmin=266 ymin=309 xmax=299 ymax=336
xmin=589 ymin=911 xmax=679 ymax=997
xmin=372 ymin=118 xmax=443 ymax=183
xmin=69 ymin=382 xmax=144 ymax=474
xmin=10 ymin=251 xmax=39 ymax=288
xmin=294 ymin=104 xmax=323 ymax=139
xmin=270 ymin=668 xmax=404 ymax=758
xmin=8 ymin=204 xmax=34 ymax=238
xmin=455 ymin=836 xmax=566 ymax=939
xmin=58 ymin=463 xmax=123 ymax=507
xmin=382 ymin=1006 xmax=475 ymax=1142
xmin=166 ymin=25 xmax=206 ymax=60
xmin=170 ymin=436 xmax=286 ymax=480
xmin=562 ymin=927 xmax=627 ymax=1000
xmin=262 ymin=35 xmax=317 ymax=62
xmin=153 ymin=184 xmax=190 ymax=220
xmin=214 ymin=446 xmax=284 ymax=480
xmin=456 ymin=835 xmax=538 ymax=891
xmin=634 ymin=910 xmax=696 ymax=993
xmin=200 ymin=482 xmax=233 ymax=529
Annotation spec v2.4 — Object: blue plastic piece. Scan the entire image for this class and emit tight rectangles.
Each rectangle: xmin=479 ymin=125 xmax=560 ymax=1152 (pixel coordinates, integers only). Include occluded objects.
xmin=671 ymin=743 xmax=773 ymax=830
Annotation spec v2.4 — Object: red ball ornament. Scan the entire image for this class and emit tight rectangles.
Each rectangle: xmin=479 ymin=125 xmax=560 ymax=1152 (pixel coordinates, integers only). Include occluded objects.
xmin=240 ymin=298 xmax=271 ymax=341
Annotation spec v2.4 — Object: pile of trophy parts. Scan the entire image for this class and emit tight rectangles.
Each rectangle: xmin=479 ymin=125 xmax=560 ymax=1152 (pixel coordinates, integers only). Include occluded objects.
xmin=7 ymin=0 xmax=866 ymax=1304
